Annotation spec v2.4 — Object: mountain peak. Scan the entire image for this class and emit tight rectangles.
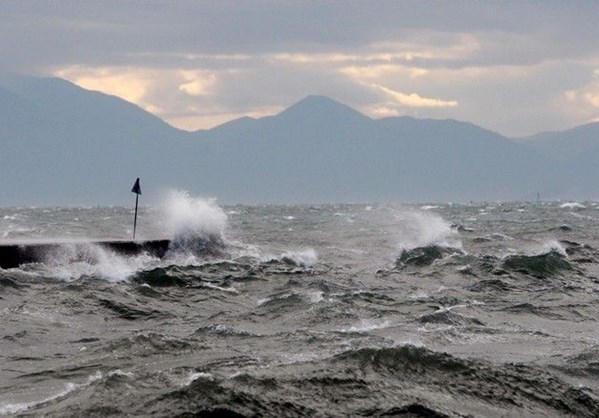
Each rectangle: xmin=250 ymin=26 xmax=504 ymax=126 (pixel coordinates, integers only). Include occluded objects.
xmin=277 ymin=95 xmax=370 ymax=124
xmin=291 ymin=95 xmax=347 ymax=108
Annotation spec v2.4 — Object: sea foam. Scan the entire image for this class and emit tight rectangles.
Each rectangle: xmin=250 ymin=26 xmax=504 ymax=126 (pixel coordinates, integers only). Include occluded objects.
xmin=161 ymin=190 xmax=227 ymax=242
xmin=392 ymin=209 xmax=462 ymax=252
xmin=22 ymin=190 xmax=229 ymax=281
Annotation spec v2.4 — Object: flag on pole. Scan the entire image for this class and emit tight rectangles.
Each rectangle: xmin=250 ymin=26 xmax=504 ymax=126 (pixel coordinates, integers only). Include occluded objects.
xmin=131 ymin=178 xmax=141 ymax=239
xmin=131 ymin=178 xmax=142 ymax=195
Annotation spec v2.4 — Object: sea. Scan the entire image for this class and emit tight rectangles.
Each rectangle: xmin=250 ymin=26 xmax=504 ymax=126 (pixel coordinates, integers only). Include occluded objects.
xmin=2 ymin=191 xmax=599 ymax=417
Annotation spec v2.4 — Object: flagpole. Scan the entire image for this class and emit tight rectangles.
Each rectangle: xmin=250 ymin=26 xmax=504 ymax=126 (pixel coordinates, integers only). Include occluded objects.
xmin=133 ymin=192 xmax=139 ymax=239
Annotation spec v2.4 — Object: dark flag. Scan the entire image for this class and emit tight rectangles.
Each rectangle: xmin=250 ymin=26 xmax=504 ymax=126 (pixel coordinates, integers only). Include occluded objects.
xmin=131 ymin=178 xmax=142 ymax=195
xmin=131 ymin=178 xmax=141 ymax=239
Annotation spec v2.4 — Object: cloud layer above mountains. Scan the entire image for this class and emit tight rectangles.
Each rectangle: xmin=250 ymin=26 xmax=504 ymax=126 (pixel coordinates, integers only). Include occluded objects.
xmin=1 ymin=1 xmax=598 ymax=136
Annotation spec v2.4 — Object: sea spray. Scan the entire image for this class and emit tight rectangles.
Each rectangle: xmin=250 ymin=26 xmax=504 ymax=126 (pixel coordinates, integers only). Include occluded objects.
xmin=535 ymin=239 xmax=568 ymax=257
xmin=391 ymin=209 xmax=462 ymax=252
xmin=160 ymin=190 xmax=228 ymax=260
xmin=23 ymin=242 xmax=160 ymax=282
xmin=162 ymin=190 xmax=228 ymax=240
xmin=14 ymin=191 xmax=231 ymax=280
xmin=390 ymin=209 xmax=463 ymax=268
xmin=280 ymin=248 xmax=318 ymax=268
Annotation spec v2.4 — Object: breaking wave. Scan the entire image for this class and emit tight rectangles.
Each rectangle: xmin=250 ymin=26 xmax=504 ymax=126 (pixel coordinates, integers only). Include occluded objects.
xmin=161 ymin=190 xmax=228 ymax=261
xmin=501 ymin=241 xmax=574 ymax=278
xmin=396 ymin=245 xmax=463 ymax=268
xmin=279 ymin=248 xmax=318 ymax=268
xmin=391 ymin=210 xmax=463 ymax=269
xmin=8 ymin=191 xmax=231 ymax=281
xmin=392 ymin=210 xmax=462 ymax=252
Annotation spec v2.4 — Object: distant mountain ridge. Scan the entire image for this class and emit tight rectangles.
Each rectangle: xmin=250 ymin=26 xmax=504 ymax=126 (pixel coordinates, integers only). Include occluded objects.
xmin=517 ymin=122 xmax=599 ymax=161
xmin=1 ymin=75 xmax=598 ymax=205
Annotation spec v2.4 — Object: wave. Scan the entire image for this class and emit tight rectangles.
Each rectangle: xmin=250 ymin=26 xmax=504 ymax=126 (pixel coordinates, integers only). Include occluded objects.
xmin=165 ymin=233 xmax=227 ymax=261
xmin=549 ymin=224 xmax=573 ymax=232
xmin=0 ymin=370 xmax=104 ymax=416
xmin=32 ymin=242 xmax=161 ymax=282
xmin=131 ymin=261 xmax=251 ymax=288
xmin=97 ymin=332 xmax=195 ymax=355
xmin=472 ymin=232 xmax=514 ymax=243
xmin=362 ymin=403 xmax=450 ymax=417
xmin=0 ymin=276 xmax=23 ymax=289
xmin=391 ymin=237 xmax=588 ymax=280
xmin=130 ymin=256 xmax=291 ymax=288
xmin=338 ymin=319 xmax=391 ymax=333
xmin=332 ymin=345 xmax=471 ymax=373
xmin=279 ymin=248 xmax=318 ymax=268
xmin=97 ymin=298 xmax=167 ymax=321
xmin=4 ymin=193 xmax=321 ymax=283
xmin=12 ymin=344 xmax=598 ymax=417
xmin=327 ymin=345 xmax=599 ymax=416
xmin=193 ymin=324 xmax=254 ymax=337
xmin=129 ymin=253 xmax=317 ymax=289
xmin=388 ymin=209 xmax=464 ymax=269
xmin=392 ymin=210 xmax=463 ymax=252
xmin=4 ymin=192 xmax=231 ymax=281
xmin=557 ymin=347 xmax=599 ymax=378
xmin=162 ymin=190 xmax=228 ymax=242
xmin=559 ymin=240 xmax=597 ymax=263
xmin=160 ymin=190 xmax=229 ymax=263
xmin=418 ymin=310 xmax=485 ymax=326
xmin=501 ymin=303 xmax=588 ymax=321
xmin=131 ymin=266 xmax=193 ymax=287
xmin=501 ymin=302 xmax=562 ymax=318
xmin=259 ymin=249 xmax=320 ymax=274
xmin=468 ymin=278 xmax=513 ymax=292
xmin=560 ymin=202 xmax=586 ymax=210
xmin=395 ymin=245 xmax=464 ymax=268
xmin=257 ymin=291 xmax=305 ymax=309
xmin=501 ymin=250 xmax=574 ymax=278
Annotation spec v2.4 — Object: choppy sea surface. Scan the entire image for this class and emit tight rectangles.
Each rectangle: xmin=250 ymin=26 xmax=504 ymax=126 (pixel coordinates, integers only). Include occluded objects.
xmin=3 ymin=194 xmax=599 ymax=416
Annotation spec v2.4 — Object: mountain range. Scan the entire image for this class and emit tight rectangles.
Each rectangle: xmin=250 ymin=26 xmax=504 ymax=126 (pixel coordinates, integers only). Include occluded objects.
xmin=1 ymin=75 xmax=598 ymax=206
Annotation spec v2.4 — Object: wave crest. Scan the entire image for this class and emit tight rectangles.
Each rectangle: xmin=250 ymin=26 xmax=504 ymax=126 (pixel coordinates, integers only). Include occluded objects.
xmin=396 ymin=245 xmax=463 ymax=269
xmin=392 ymin=210 xmax=462 ymax=252
xmin=501 ymin=251 xmax=573 ymax=278
xmin=161 ymin=190 xmax=228 ymax=260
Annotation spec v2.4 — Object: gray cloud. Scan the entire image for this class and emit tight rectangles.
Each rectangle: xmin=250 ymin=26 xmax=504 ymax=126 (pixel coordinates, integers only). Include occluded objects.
xmin=1 ymin=1 xmax=599 ymax=135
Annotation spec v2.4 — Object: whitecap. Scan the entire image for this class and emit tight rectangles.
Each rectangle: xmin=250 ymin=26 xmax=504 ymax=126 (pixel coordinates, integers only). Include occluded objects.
xmin=180 ymin=371 xmax=213 ymax=387
xmin=280 ymin=248 xmax=318 ymax=268
xmin=307 ymin=291 xmax=324 ymax=303
xmin=0 ymin=371 xmax=103 ymax=415
xmin=339 ymin=319 xmax=390 ymax=333
xmin=391 ymin=209 xmax=463 ymax=252
xmin=560 ymin=202 xmax=586 ymax=209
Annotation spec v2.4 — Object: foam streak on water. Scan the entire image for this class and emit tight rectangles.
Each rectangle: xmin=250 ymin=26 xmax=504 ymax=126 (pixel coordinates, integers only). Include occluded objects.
xmin=2 ymin=201 xmax=599 ymax=416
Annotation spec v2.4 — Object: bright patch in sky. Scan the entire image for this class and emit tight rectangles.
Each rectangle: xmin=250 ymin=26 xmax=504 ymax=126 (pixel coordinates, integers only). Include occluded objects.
xmin=371 ymin=84 xmax=458 ymax=108
xmin=55 ymin=66 xmax=155 ymax=112
xmin=178 ymin=71 xmax=217 ymax=97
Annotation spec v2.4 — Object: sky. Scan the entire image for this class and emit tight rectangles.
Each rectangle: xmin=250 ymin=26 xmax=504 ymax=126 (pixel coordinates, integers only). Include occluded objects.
xmin=1 ymin=0 xmax=598 ymax=137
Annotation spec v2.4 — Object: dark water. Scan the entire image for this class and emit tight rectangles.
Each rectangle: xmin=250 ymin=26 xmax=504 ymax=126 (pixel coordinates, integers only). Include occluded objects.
xmin=3 ymin=195 xmax=599 ymax=416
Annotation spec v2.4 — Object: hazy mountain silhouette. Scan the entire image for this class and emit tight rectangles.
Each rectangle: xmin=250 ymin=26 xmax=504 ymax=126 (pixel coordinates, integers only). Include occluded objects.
xmin=517 ymin=122 xmax=599 ymax=198
xmin=0 ymin=76 xmax=595 ymax=205
xmin=519 ymin=122 xmax=599 ymax=161
xmin=1 ymin=76 xmax=187 ymax=203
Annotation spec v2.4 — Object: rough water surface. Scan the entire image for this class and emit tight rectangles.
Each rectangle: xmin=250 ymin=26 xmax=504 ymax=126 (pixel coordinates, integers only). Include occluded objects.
xmin=3 ymin=197 xmax=599 ymax=416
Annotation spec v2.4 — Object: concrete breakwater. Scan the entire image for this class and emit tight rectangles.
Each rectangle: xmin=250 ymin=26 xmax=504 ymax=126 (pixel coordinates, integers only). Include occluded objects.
xmin=0 ymin=240 xmax=171 ymax=269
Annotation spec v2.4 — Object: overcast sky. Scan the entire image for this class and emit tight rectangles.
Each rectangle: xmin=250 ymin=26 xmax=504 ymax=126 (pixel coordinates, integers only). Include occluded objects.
xmin=1 ymin=1 xmax=598 ymax=137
